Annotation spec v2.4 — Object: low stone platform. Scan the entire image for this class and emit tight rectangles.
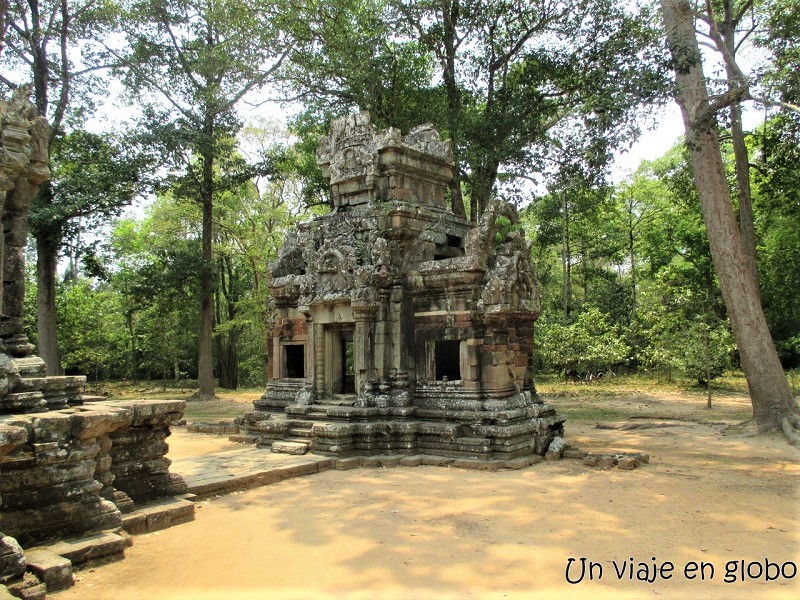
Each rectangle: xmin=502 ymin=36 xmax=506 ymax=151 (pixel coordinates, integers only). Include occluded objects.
xmin=171 ymin=448 xmax=333 ymax=497
xmin=120 ymin=497 xmax=195 ymax=535
xmin=43 ymin=531 xmax=128 ymax=568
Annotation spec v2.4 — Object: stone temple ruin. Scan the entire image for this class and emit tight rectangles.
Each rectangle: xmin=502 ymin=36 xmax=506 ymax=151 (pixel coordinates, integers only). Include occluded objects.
xmin=0 ymin=89 xmax=191 ymax=599
xmin=238 ymin=112 xmax=564 ymax=458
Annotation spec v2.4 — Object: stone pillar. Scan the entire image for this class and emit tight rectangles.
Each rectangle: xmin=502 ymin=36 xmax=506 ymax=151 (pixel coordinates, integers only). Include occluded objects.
xmin=353 ymin=304 xmax=376 ymax=393
xmin=388 ymin=285 xmax=404 ymax=376
xmin=313 ymin=322 xmax=325 ymax=398
xmin=0 ymin=89 xmax=50 ymax=358
xmin=105 ymin=400 xmax=188 ymax=503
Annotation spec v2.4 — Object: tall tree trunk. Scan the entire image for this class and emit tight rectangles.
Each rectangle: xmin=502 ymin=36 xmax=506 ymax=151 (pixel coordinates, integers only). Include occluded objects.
xmin=562 ymin=192 xmax=571 ymax=318
xmin=125 ymin=311 xmax=137 ymax=381
xmin=718 ymin=9 xmax=759 ymax=297
xmin=628 ymin=203 xmax=637 ymax=320
xmin=36 ymin=230 xmax=63 ymax=375
xmin=196 ymin=146 xmax=216 ymax=399
xmin=441 ymin=1 xmax=467 ymax=221
xmin=661 ymin=0 xmax=797 ymax=435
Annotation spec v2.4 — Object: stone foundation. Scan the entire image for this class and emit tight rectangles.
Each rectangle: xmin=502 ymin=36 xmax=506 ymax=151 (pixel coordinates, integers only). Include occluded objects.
xmin=0 ymin=399 xmax=187 ymax=548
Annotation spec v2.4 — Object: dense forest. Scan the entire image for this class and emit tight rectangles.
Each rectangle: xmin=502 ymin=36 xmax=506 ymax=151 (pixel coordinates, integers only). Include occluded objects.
xmin=1 ymin=2 xmax=798 ymax=408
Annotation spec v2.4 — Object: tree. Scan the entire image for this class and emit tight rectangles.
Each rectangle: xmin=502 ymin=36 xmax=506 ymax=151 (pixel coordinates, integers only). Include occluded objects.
xmin=110 ymin=0 xmax=294 ymax=399
xmin=660 ymin=0 xmax=798 ymax=439
xmin=1 ymin=0 xmax=125 ymax=374
xmin=286 ymin=0 xmax=668 ymax=220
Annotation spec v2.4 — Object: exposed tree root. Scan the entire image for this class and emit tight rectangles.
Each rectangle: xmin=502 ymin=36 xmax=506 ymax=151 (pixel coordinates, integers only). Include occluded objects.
xmin=781 ymin=401 xmax=800 ymax=446
xmin=596 ymin=422 xmax=682 ymax=431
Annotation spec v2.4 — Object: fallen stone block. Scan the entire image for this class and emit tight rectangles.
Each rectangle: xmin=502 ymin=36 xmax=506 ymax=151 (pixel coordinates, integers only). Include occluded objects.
xmin=617 ymin=456 xmax=637 ymax=470
xmin=582 ymin=455 xmax=599 ymax=467
xmin=597 ymin=455 xmax=616 ymax=469
xmin=24 ymin=549 xmax=73 ymax=592
xmin=271 ymin=441 xmax=308 ymax=455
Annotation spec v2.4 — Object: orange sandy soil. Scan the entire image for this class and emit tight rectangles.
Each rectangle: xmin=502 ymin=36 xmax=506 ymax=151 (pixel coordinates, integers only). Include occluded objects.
xmin=55 ymin=392 xmax=799 ymax=600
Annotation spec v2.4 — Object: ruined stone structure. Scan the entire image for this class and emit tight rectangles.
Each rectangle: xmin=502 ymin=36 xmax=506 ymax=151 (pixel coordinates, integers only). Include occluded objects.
xmin=0 ymin=88 xmax=190 ymax=599
xmin=238 ymin=112 xmax=564 ymax=458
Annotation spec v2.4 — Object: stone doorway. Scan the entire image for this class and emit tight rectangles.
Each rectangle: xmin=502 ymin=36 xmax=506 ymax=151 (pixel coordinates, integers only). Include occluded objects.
xmin=324 ymin=324 xmax=356 ymax=400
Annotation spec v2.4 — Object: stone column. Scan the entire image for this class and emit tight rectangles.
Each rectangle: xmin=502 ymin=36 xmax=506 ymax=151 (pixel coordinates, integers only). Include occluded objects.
xmin=0 ymin=91 xmax=49 ymax=359
xmin=313 ymin=322 xmax=325 ymax=398
xmin=353 ymin=304 xmax=376 ymax=394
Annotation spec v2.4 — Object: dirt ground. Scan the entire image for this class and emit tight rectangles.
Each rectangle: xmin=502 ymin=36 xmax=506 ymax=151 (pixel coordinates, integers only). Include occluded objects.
xmin=55 ymin=392 xmax=799 ymax=600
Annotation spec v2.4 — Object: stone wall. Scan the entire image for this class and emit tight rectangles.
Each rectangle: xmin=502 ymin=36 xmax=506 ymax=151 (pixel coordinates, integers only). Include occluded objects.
xmin=0 ymin=400 xmax=186 ymax=548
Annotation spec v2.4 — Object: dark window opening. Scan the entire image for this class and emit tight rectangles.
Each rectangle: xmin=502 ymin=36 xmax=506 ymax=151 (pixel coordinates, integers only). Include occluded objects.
xmin=434 ymin=340 xmax=461 ymax=381
xmin=434 ymin=235 xmax=465 ymax=260
xmin=284 ymin=344 xmax=305 ymax=378
xmin=341 ymin=330 xmax=355 ymax=393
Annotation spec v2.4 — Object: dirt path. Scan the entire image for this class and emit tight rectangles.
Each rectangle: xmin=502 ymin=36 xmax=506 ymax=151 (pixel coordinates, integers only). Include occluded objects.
xmin=55 ymin=405 xmax=799 ymax=600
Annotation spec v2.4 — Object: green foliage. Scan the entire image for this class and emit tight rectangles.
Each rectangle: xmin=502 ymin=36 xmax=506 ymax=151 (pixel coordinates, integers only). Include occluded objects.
xmin=536 ymin=307 xmax=630 ymax=376
xmin=56 ymin=280 xmax=127 ymax=380
xmin=29 ymin=129 xmax=154 ymax=243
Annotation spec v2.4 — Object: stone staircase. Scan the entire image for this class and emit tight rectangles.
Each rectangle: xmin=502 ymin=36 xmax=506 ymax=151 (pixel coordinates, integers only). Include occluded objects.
xmin=271 ymin=424 xmax=314 ymax=455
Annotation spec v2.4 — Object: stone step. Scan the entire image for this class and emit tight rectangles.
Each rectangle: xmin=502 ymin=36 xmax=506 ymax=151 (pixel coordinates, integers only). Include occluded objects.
xmin=271 ymin=440 xmax=308 ymax=455
xmin=283 ymin=437 xmax=314 ymax=444
xmin=287 ymin=427 xmax=313 ymax=438
xmin=121 ymin=496 xmax=195 ymax=535
xmin=24 ymin=548 xmax=74 ymax=592
xmin=45 ymin=531 xmax=127 ymax=567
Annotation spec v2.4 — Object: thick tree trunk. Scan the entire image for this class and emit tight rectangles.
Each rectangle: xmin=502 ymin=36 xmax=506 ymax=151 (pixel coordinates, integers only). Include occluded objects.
xmin=661 ymin=0 xmax=796 ymax=433
xmin=196 ymin=148 xmax=216 ymax=399
xmin=36 ymin=231 xmax=63 ymax=375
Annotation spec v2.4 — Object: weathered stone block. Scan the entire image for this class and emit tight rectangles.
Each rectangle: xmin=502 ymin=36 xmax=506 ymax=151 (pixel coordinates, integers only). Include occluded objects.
xmin=24 ymin=549 xmax=73 ymax=592
xmin=0 ymin=535 xmax=25 ymax=584
xmin=46 ymin=531 xmax=127 ymax=567
xmin=271 ymin=441 xmax=308 ymax=455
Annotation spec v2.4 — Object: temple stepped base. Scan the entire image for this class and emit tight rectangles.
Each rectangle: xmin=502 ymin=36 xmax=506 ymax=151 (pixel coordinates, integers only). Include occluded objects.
xmin=238 ymin=397 xmax=564 ymax=460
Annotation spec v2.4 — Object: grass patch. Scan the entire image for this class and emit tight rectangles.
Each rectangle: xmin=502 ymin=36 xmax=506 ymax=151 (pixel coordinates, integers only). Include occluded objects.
xmin=182 ymin=398 xmax=254 ymax=422
xmin=536 ymin=371 xmax=751 ymax=398
xmin=84 ymin=380 xmax=261 ymax=422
